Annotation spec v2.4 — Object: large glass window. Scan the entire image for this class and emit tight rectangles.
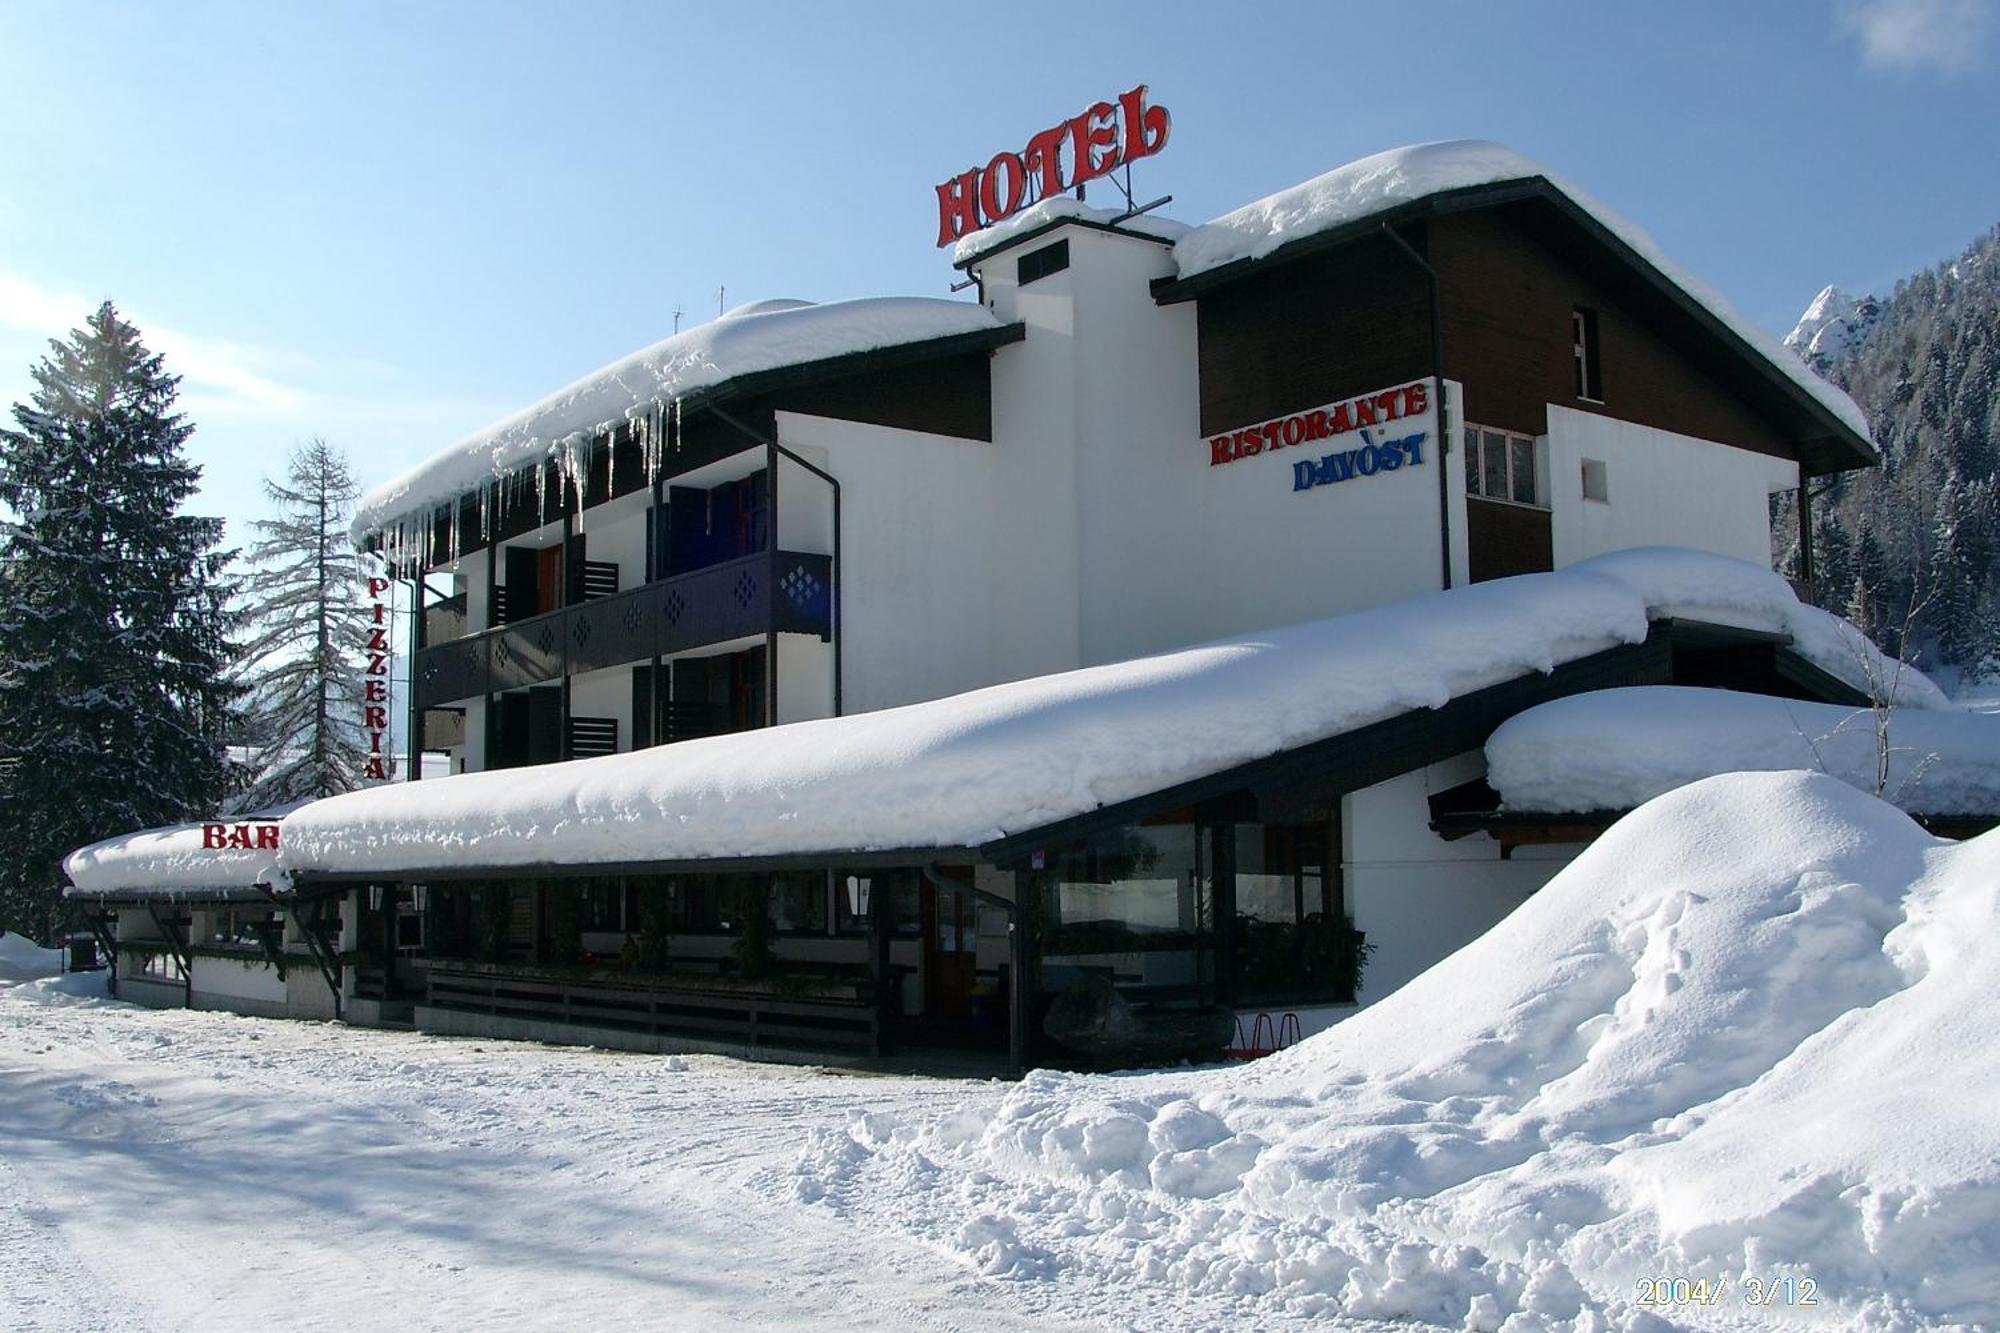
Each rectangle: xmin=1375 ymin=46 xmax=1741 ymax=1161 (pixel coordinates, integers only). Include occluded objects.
xmin=769 ymin=871 xmax=827 ymax=934
xmin=1228 ymin=823 xmax=1363 ymax=1005
xmin=1042 ymin=825 xmax=1216 ymax=995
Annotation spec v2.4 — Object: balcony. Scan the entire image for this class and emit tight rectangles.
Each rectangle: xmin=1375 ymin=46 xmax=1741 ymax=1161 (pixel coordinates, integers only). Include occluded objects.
xmin=413 ymin=550 xmax=832 ymax=710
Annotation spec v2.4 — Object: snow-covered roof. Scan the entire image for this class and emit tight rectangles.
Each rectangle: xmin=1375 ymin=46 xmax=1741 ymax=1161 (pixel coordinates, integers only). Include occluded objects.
xmin=1487 ymin=685 xmax=2000 ymax=817
xmin=277 ymin=547 xmax=1945 ymax=878
xmin=1167 ymin=140 xmax=1871 ymax=446
xmin=352 ymin=296 xmax=1003 ymax=541
xmin=64 ymin=821 xmax=285 ymax=901
xmin=950 ymin=195 xmax=1190 ymax=267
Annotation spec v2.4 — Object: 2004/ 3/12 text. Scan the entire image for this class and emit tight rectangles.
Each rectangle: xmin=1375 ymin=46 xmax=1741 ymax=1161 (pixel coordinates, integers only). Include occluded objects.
xmin=1635 ymin=1276 xmax=1819 ymax=1308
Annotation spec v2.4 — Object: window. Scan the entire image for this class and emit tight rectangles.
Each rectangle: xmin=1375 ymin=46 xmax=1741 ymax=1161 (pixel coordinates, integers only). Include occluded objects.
xmin=1573 ymin=307 xmax=1603 ymax=401
xmin=1464 ymin=426 xmax=1546 ymax=507
xmin=1582 ymin=457 xmax=1610 ymax=503
xmin=139 ymin=950 xmax=184 ymax=982
xmin=1017 ymin=238 xmax=1069 ymax=287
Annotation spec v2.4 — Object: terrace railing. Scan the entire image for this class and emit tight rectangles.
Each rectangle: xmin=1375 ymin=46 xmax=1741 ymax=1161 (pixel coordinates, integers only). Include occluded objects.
xmin=412 ymin=550 xmax=832 ymax=710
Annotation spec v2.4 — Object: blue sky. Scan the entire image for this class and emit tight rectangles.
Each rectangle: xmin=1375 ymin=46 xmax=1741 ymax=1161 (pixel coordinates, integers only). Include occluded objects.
xmin=1 ymin=0 xmax=1995 ymax=537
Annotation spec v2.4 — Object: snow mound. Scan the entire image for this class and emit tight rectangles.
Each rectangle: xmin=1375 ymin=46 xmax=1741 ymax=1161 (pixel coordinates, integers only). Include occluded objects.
xmin=352 ymin=295 xmax=1000 ymax=539
xmin=5 ymin=969 xmax=113 ymax=1004
xmin=797 ymin=773 xmax=2000 ymax=1330
xmin=1172 ymin=140 xmax=1871 ymax=447
xmin=1489 ymin=686 xmax=2000 ymax=816
xmin=0 ymin=931 xmax=61 ymax=983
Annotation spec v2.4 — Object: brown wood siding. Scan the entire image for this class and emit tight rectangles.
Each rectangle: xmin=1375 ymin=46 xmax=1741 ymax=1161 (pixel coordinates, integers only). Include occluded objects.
xmin=1466 ymin=497 xmax=1553 ymax=583
xmin=1194 ymin=232 xmax=1432 ymax=436
xmin=1432 ymin=211 xmax=1796 ymax=460
xmin=773 ymin=350 xmax=993 ymax=441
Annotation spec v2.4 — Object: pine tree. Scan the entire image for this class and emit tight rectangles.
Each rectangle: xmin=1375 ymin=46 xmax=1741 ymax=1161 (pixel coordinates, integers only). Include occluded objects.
xmin=0 ymin=302 xmax=239 ymax=940
xmin=232 ymin=438 xmax=373 ymax=810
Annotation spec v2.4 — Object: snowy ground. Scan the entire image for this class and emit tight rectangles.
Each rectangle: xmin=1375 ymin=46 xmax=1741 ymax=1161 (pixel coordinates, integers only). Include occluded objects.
xmin=0 ymin=971 xmax=1394 ymax=1333
xmin=10 ymin=771 xmax=1997 ymax=1332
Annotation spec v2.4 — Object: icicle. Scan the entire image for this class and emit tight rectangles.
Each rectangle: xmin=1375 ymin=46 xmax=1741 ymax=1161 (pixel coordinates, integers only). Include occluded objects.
xmin=608 ymin=422 xmax=617 ymax=496
xmin=535 ymin=453 xmax=548 ymax=526
xmin=479 ymin=484 xmax=491 ymax=541
xmin=673 ymin=396 xmax=683 ymax=453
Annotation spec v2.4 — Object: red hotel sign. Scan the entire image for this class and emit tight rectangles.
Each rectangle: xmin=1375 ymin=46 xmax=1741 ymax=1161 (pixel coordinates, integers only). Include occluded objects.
xmin=935 ymin=85 xmax=1171 ymax=248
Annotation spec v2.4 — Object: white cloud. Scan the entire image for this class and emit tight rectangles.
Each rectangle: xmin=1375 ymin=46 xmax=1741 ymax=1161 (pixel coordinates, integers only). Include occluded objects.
xmin=0 ymin=269 xmax=311 ymax=417
xmin=1839 ymin=0 xmax=1997 ymax=75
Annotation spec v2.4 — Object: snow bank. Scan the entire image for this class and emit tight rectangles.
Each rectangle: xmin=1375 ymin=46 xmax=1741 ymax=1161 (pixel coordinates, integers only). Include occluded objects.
xmin=277 ymin=547 xmax=1947 ymax=878
xmin=352 ymin=296 xmax=1001 ymax=539
xmin=1171 ymin=140 xmax=1871 ymax=446
xmin=4 ymin=969 xmax=112 ymax=1004
xmin=0 ymin=932 xmax=61 ymax=983
xmin=795 ymin=772 xmax=2000 ymax=1330
xmin=63 ymin=821 xmax=282 ymax=899
xmin=1489 ymin=685 xmax=2000 ymax=816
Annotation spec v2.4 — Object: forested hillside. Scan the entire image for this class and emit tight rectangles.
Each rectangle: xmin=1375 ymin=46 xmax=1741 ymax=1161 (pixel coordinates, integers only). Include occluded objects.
xmin=1778 ymin=224 xmax=2000 ymax=681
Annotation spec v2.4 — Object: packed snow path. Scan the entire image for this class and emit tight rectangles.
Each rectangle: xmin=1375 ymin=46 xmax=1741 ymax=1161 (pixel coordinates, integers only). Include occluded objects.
xmin=0 ymin=991 xmax=1086 ymax=1332
xmin=0 ymin=980 xmax=1401 ymax=1332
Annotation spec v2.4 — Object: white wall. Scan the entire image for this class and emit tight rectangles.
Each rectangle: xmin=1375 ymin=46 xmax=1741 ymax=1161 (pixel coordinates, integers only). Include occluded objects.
xmin=975 ymin=223 xmax=1461 ymax=672
xmin=1343 ymin=752 xmax=1578 ymax=1005
xmin=577 ymin=488 xmax=650 ymax=593
xmin=776 ymin=449 xmax=834 ymax=555
xmin=773 ymin=412 xmax=1002 ymax=715
xmin=190 ymin=954 xmax=288 ymax=1005
xmin=1545 ymin=405 xmax=1799 ymax=569
xmin=777 ymin=635 xmax=834 ymax=722
xmin=569 ymin=665 xmax=632 ymax=752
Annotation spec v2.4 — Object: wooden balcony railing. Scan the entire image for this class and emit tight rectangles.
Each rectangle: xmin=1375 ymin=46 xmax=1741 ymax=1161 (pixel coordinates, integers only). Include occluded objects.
xmin=412 ymin=550 xmax=831 ymax=710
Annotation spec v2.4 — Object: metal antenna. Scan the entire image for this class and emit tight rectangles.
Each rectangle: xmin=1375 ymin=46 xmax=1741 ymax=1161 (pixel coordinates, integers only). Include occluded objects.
xmin=672 ymin=304 xmax=683 ymax=334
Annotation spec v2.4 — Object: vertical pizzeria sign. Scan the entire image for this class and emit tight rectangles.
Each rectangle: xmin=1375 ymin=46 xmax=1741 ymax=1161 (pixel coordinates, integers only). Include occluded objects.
xmin=363 ymin=573 xmax=392 ymax=780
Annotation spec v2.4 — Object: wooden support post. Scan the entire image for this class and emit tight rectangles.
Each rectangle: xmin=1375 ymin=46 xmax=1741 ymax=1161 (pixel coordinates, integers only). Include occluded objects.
xmin=407 ymin=568 xmax=424 ymax=782
xmin=1798 ymin=464 xmax=1817 ymax=591
xmin=146 ymin=904 xmax=193 ymax=1008
xmin=869 ymin=871 xmax=893 ymax=1056
xmin=1010 ymin=869 xmax=1037 ymax=1076
xmin=283 ymin=895 xmax=345 ymax=1022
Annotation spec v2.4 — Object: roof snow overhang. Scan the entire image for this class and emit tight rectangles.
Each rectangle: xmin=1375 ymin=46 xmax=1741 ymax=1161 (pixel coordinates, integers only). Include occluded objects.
xmin=1149 ymin=178 xmax=1877 ymax=478
xmin=356 ymin=319 xmax=1025 ymax=550
xmin=975 ymin=617 xmax=1886 ymax=865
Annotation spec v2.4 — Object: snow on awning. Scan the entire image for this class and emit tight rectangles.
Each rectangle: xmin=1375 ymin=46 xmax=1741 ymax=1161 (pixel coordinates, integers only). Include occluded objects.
xmin=352 ymin=296 xmax=1004 ymax=546
xmin=1166 ymin=139 xmax=1871 ymax=449
xmin=1487 ymin=685 xmax=2000 ymax=818
xmin=64 ymin=820 xmax=287 ymax=902
xmin=276 ymin=548 xmax=1949 ymax=879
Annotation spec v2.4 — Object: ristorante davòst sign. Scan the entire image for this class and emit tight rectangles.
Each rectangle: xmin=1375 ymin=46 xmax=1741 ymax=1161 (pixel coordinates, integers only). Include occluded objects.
xmin=935 ymin=85 xmax=1171 ymax=248
xmin=1208 ymin=380 xmax=1434 ymax=495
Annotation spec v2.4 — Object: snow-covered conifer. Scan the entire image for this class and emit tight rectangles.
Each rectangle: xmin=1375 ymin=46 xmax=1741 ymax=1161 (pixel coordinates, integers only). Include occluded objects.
xmin=0 ymin=302 xmax=238 ymax=939
xmin=232 ymin=438 xmax=374 ymax=810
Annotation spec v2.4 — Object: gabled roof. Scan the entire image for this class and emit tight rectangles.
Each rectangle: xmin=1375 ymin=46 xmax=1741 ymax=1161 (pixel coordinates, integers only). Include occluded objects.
xmin=1149 ymin=141 xmax=1874 ymax=476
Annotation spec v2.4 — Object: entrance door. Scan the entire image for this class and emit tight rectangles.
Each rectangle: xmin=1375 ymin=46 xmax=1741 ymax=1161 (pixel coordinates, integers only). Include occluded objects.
xmin=922 ymin=876 xmax=977 ymax=1020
